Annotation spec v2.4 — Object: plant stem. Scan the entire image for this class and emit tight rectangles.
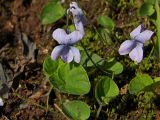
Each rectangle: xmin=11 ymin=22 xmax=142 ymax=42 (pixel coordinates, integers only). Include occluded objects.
xmin=95 ymin=104 xmax=103 ymax=120
xmin=112 ymin=72 xmax=115 ymax=80
xmin=92 ymin=26 xmax=106 ymax=45
xmin=54 ymin=103 xmax=70 ymax=120
xmin=80 ymin=41 xmax=110 ymax=75
xmin=148 ymin=46 xmax=154 ymax=60
xmin=66 ymin=12 xmax=69 ymax=29
xmin=155 ymin=0 xmax=160 ymax=61
xmin=46 ymin=86 xmax=53 ymax=112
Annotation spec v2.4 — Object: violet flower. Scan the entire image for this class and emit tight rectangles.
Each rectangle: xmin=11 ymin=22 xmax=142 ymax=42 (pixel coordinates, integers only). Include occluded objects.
xmin=51 ymin=2 xmax=85 ymax=63
xmin=118 ymin=24 xmax=154 ymax=63
xmin=51 ymin=29 xmax=83 ymax=63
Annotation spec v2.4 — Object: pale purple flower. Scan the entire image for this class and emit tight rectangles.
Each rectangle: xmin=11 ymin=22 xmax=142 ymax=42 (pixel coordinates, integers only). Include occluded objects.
xmin=51 ymin=29 xmax=83 ymax=63
xmin=118 ymin=24 xmax=154 ymax=63
xmin=51 ymin=2 xmax=85 ymax=63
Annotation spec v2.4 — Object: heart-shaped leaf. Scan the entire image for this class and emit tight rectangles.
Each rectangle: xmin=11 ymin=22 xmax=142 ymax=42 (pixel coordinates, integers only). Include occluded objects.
xmin=49 ymin=63 xmax=91 ymax=95
xmin=139 ymin=3 xmax=155 ymax=16
xmin=62 ymin=100 xmax=90 ymax=120
xmin=40 ymin=2 xmax=65 ymax=25
xmin=43 ymin=56 xmax=64 ymax=76
xmin=128 ymin=74 xmax=154 ymax=95
xmin=95 ymin=76 xmax=119 ymax=104
xmin=97 ymin=15 xmax=115 ymax=31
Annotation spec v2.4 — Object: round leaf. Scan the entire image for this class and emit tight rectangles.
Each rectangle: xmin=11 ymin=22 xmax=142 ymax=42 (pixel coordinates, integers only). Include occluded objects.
xmin=49 ymin=63 xmax=91 ymax=95
xmin=128 ymin=74 xmax=154 ymax=95
xmin=62 ymin=100 xmax=90 ymax=120
xmin=40 ymin=2 xmax=65 ymax=25
xmin=97 ymin=15 xmax=115 ymax=31
xmin=95 ymin=76 xmax=119 ymax=104
xmin=139 ymin=3 xmax=155 ymax=16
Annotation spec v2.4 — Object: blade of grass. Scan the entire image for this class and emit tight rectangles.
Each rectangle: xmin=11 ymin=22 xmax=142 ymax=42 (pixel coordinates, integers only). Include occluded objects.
xmin=155 ymin=0 xmax=160 ymax=61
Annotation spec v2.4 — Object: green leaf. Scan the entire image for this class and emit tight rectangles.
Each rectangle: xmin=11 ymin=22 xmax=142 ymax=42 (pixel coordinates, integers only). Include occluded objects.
xmin=154 ymin=77 xmax=160 ymax=82
xmin=128 ymin=74 xmax=154 ymax=95
xmin=98 ymin=28 xmax=113 ymax=45
xmin=43 ymin=56 xmax=64 ymax=76
xmin=103 ymin=58 xmax=123 ymax=75
xmin=151 ymin=77 xmax=160 ymax=89
xmin=49 ymin=63 xmax=91 ymax=95
xmin=144 ymin=0 xmax=155 ymax=5
xmin=97 ymin=15 xmax=115 ymax=31
xmin=139 ymin=3 xmax=155 ymax=16
xmin=80 ymin=50 xmax=104 ymax=67
xmin=80 ymin=52 xmax=123 ymax=74
xmin=40 ymin=2 xmax=65 ymax=25
xmin=62 ymin=100 xmax=90 ymax=120
xmin=153 ymin=77 xmax=160 ymax=94
xmin=95 ymin=76 xmax=119 ymax=105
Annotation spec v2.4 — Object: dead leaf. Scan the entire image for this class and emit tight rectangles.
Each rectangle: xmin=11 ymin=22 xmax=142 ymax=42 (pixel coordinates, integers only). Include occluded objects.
xmin=0 ymin=60 xmax=13 ymax=98
xmin=21 ymin=33 xmax=37 ymax=61
xmin=120 ymin=84 xmax=128 ymax=95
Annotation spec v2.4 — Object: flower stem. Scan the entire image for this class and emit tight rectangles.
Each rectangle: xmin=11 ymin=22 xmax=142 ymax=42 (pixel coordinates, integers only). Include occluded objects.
xmin=148 ymin=46 xmax=154 ymax=60
xmin=112 ymin=72 xmax=115 ymax=80
xmin=54 ymin=103 xmax=70 ymax=120
xmin=80 ymin=41 xmax=111 ymax=75
xmin=95 ymin=104 xmax=103 ymax=120
xmin=46 ymin=86 xmax=53 ymax=112
xmin=66 ymin=12 xmax=69 ymax=31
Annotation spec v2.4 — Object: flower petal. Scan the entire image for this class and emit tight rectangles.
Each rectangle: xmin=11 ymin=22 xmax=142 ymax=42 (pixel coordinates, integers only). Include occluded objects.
xmin=134 ymin=30 xmax=154 ymax=43
xmin=70 ymin=47 xmax=80 ymax=63
xmin=67 ymin=30 xmax=84 ymax=44
xmin=129 ymin=43 xmax=143 ymax=63
xmin=130 ymin=25 xmax=142 ymax=39
xmin=61 ymin=46 xmax=73 ymax=63
xmin=51 ymin=45 xmax=64 ymax=60
xmin=69 ymin=2 xmax=86 ymax=26
xmin=52 ymin=28 xmax=68 ymax=44
xmin=77 ymin=13 xmax=88 ymax=25
xmin=118 ymin=40 xmax=136 ymax=55
xmin=70 ymin=2 xmax=78 ymax=8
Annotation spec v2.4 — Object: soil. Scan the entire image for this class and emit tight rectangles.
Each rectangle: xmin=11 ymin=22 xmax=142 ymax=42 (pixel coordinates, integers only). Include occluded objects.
xmin=0 ymin=0 xmax=67 ymax=119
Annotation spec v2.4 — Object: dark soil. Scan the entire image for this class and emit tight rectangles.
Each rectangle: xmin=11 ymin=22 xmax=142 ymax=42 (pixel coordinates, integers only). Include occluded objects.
xmin=0 ymin=0 xmax=67 ymax=119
